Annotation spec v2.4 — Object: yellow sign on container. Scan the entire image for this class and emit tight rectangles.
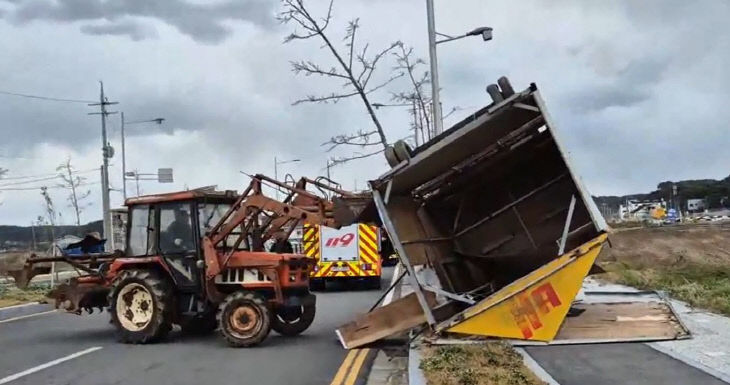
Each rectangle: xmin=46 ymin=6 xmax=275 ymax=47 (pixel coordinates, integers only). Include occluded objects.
xmin=440 ymin=234 xmax=607 ymax=341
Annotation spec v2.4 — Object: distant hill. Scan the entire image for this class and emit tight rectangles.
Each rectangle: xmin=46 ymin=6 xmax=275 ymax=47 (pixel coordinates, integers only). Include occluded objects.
xmin=0 ymin=220 xmax=103 ymax=250
xmin=594 ymin=174 xmax=730 ymax=211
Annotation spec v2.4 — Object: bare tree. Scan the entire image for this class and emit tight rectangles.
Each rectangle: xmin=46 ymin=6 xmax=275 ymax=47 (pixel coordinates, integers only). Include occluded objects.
xmin=56 ymin=157 xmax=91 ymax=226
xmin=392 ymin=44 xmax=432 ymax=146
xmin=279 ymin=0 xmax=403 ymax=162
xmin=40 ymin=186 xmax=57 ymax=246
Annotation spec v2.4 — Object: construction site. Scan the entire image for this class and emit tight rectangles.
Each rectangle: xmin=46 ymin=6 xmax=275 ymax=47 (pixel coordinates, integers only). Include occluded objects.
xmin=1 ymin=1 xmax=729 ymax=385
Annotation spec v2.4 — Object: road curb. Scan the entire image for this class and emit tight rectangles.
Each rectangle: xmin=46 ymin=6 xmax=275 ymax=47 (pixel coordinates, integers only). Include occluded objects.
xmin=515 ymin=347 xmax=561 ymax=385
xmin=407 ymin=346 xmax=427 ymax=385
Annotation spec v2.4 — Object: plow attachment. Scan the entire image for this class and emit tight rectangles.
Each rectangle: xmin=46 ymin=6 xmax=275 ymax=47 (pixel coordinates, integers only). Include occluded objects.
xmin=49 ymin=276 xmax=109 ymax=314
xmin=6 ymin=254 xmax=116 ymax=313
xmin=7 ymin=263 xmax=50 ymax=290
xmin=337 ymin=79 xmax=688 ymax=348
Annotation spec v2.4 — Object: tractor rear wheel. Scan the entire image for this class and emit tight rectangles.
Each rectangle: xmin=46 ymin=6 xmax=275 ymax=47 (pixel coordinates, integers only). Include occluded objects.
xmin=217 ymin=291 xmax=271 ymax=347
xmin=108 ymin=269 xmax=173 ymax=344
xmin=271 ymin=303 xmax=316 ymax=336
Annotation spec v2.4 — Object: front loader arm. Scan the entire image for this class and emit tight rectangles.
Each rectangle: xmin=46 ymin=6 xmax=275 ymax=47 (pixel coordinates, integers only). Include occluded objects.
xmin=202 ymin=174 xmax=367 ymax=277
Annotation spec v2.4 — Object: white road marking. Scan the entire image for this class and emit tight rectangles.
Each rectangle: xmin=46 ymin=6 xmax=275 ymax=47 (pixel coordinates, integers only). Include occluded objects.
xmin=0 ymin=310 xmax=57 ymax=324
xmin=0 ymin=302 xmax=42 ymax=311
xmin=0 ymin=346 xmax=103 ymax=384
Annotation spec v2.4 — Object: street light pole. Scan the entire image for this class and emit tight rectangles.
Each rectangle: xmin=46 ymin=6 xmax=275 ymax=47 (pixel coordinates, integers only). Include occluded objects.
xmin=426 ymin=0 xmax=443 ymax=137
xmin=120 ymin=115 xmax=164 ymax=200
xmin=424 ymin=1 xmax=492 ymax=137
xmin=274 ymin=157 xmax=301 ymax=199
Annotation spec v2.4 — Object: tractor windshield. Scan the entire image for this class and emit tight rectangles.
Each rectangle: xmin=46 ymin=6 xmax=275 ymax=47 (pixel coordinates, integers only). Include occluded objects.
xmin=198 ymin=203 xmax=246 ymax=249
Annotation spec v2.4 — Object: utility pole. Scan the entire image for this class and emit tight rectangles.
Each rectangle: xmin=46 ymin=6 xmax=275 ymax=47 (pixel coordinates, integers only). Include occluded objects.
xmin=426 ymin=0 xmax=443 ymax=137
xmin=30 ymin=221 xmax=36 ymax=251
xmin=121 ymin=112 xmax=127 ymax=200
xmin=135 ymin=169 xmax=141 ymax=197
xmin=88 ymin=81 xmax=118 ymax=251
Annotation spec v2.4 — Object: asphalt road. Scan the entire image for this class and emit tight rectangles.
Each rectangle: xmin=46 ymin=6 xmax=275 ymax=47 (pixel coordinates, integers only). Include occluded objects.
xmin=0 ymin=268 xmax=392 ymax=385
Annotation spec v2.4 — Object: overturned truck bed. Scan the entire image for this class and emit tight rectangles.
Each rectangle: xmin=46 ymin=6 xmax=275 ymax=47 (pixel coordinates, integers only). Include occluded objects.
xmin=336 ymin=81 xmax=689 ymax=348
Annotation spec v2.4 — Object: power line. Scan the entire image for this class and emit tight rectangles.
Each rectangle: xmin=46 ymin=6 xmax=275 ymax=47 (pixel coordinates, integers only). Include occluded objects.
xmin=0 ymin=175 xmax=61 ymax=187
xmin=0 ymin=168 xmax=96 ymax=181
xmin=0 ymin=89 xmax=95 ymax=104
xmin=0 ymin=182 xmax=100 ymax=191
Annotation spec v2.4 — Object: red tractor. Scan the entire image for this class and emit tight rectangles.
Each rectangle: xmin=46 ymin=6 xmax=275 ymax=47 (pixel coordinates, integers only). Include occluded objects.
xmin=14 ymin=175 xmax=359 ymax=347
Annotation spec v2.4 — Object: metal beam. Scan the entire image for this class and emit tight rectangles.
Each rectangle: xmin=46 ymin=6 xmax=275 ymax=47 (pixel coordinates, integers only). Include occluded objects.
xmin=372 ymin=189 xmax=437 ymax=326
xmin=558 ymin=194 xmax=576 ymax=255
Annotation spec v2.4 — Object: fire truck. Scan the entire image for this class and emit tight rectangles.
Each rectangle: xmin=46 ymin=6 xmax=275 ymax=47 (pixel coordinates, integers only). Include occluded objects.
xmin=301 ymin=223 xmax=382 ymax=290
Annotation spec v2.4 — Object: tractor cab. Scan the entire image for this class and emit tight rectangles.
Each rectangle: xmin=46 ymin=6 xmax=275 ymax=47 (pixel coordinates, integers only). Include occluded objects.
xmin=123 ymin=190 xmax=238 ymax=295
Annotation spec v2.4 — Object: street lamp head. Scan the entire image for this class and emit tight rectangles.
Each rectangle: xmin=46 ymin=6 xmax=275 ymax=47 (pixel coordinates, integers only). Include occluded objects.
xmin=467 ymin=26 xmax=493 ymax=41
xmin=153 ymin=118 xmax=165 ymax=124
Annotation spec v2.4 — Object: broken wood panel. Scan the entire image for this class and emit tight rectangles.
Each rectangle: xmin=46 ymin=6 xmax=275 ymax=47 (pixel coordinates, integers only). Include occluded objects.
xmin=555 ymin=301 xmax=689 ymax=341
xmin=336 ymin=291 xmax=436 ymax=349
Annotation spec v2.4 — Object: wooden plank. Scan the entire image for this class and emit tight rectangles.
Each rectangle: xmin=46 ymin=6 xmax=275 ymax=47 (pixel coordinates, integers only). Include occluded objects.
xmin=555 ymin=302 xmax=688 ymax=341
xmin=336 ymin=292 xmax=436 ymax=349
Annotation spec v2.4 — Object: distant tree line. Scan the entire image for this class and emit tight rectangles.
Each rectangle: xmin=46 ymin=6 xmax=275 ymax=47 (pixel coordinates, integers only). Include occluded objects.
xmin=0 ymin=220 xmax=103 ymax=250
xmin=594 ymin=174 xmax=730 ymax=211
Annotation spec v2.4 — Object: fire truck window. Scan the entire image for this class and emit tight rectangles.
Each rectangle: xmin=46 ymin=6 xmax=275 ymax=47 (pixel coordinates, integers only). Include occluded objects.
xmin=160 ymin=203 xmax=195 ymax=254
xmin=128 ymin=205 xmax=150 ymax=256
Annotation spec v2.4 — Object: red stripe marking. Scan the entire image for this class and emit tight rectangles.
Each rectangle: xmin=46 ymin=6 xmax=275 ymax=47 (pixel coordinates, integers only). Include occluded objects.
xmin=360 ymin=240 xmax=378 ymax=260
xmin=359 ymin=228 xmax=377 ymax=245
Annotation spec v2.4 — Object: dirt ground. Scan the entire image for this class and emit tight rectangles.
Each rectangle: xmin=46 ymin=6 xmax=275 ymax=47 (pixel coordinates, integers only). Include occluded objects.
xmin=597 ymin=223 xmax=730 ymax=315
xmin=599 ymin=223 xmax=730 ymax=268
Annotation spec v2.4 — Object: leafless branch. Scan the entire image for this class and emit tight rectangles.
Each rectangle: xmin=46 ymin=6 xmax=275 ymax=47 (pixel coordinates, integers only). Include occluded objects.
xmin=291 ymin=60 xmax=349 ymax=79
xmin=345 ymin=19 xmax=359 ymax=70
xmin=392 ymin=43 xmax=433 ymax=144
xmin=322 ymin=130 xmax=379 ymax=151
xmin=280 ymin=0 xmax=404 ymax=156
xmin=329 ymin=148 xmax=385 ymax=167
xmin=292 ymin=90 xmax=360 ymax=105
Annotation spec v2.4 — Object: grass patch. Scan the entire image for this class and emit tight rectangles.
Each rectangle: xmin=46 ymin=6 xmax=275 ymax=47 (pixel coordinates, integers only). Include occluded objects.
xmin=0 ymin=285 xmax=48 ymax=308
xmin=420 ymin=343 xmax=545 ymax=385
xmin=602 ymin=262 xmax=730 ymax=316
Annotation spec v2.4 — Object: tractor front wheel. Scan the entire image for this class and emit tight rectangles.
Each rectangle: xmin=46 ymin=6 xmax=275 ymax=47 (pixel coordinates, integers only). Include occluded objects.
xmin=108 ymin=269 xmax=173 ymax=344
xmin=217 ymin=291 xmax=271 ymax=347
xmin=271 ymin=302 xmax=316 ymax=336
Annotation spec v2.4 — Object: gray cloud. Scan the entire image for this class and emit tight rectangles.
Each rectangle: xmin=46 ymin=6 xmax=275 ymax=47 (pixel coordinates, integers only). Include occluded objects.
xmin=568 ymin=86 xmax=649 ymax=113
xmin=1 ymin=0 xmax=275 ymax=43
xmin=0 ymin=0 xmax=729 ymax=225
xmin=80 ymin=19 xmax=157 ymax=41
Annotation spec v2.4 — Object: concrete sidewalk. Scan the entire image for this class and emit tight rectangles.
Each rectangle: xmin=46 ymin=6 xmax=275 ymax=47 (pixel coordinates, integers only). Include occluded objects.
xmin=527 ymin=343 xmax=727 ymax=385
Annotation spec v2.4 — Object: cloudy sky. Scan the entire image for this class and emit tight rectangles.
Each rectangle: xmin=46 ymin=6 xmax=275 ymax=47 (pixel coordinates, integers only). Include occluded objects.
xmin=0 ymin=0 xmax=728 ymax=226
